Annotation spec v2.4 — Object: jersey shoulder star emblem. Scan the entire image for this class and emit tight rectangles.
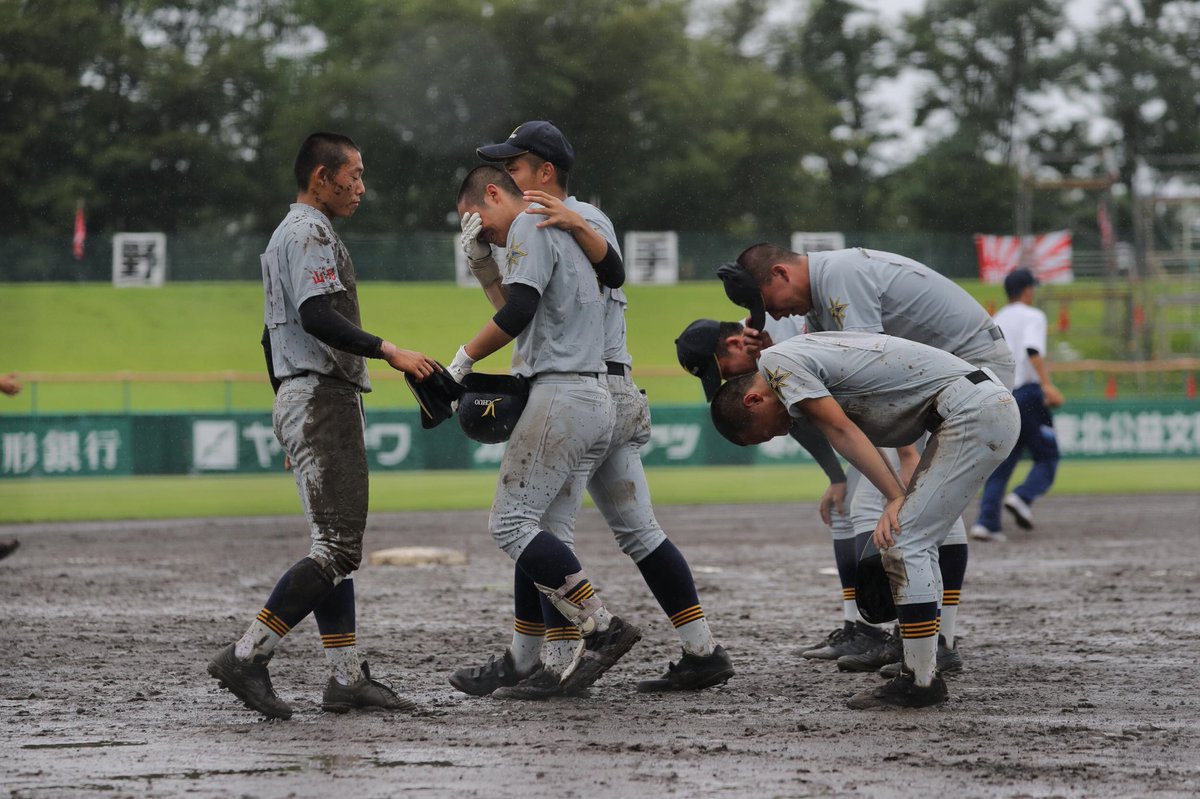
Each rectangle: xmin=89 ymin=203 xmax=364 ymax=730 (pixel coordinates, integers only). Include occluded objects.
xmin=505 ymin=240 xmax=527 ymax=272
xmin=828 ymin=297 xmax=848 ymax=327
xmin=764 ymin=366 xmax=791 ymax=396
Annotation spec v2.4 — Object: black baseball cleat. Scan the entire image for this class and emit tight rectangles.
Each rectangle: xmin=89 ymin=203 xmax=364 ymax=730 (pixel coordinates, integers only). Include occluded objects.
xmin=636 ymin=644 xmax=735 ymax=692
xmin=559 ymin=615 xmax=642 ymax=694
xmin=0 ymin=539 xmax=19 ymax=561
xmin=322 ymin=661 xmax=417 ymax=713
xmin=448 ymin=650 xmax=533 ymax=697
xmin=878 ymin=635 xmax=964 ymax=677
xmin=801 ymin=621 xmax=889 ymax=661
xmin=492 ymin=664 xmax=567 ymax=700
xmin=837 ymin=628 xmax=901 ymax=672
xmin=207 ymin=643 xmax=293 ymax=720
xmin=847 ymin=671 xmax=947 ymax=710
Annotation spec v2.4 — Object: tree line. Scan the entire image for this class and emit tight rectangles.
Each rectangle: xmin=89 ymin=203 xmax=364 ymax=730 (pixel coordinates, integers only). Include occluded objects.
xmin=2 ymin=0 xmax=1197 ymax=242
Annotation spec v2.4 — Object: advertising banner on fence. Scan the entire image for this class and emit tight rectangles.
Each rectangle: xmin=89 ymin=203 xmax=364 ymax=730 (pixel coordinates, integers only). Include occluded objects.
xmin=2 ymin=402 xmax=1197 ymax=479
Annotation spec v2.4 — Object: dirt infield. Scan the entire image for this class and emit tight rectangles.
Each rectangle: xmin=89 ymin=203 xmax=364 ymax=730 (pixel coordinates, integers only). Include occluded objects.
xmin=3 ymin=493 xmax=1199 ymax=798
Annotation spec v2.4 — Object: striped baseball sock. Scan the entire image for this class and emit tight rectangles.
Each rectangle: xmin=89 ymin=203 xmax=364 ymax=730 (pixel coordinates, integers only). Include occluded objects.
xmin=510 ymin=565 xmax=545 ymax=673
xmin=516 ymin=531 xmax=612 ymax=634
xmin=636 ymin=540 xmax=714 ymax=656
xmin=897 ymin=601 xmax=940 ymax=687
xmin=938 ymin=543 xmax=968 ymax=647
xmin=314 ymin=578 xmax=362 ymax=685
xmin=235 ymin=557 xmax=334 ymax=660
xmin=834 ymin=534 xmax=868 ymax=622
xmin=540 ymin=597 xmax=583 ymax=675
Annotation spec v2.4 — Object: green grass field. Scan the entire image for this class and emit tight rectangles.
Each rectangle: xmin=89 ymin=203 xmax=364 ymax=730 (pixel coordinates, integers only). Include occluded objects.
xmin=2 ymin=459 xmax=1197 ymax=524
xmin=0 ymin=278 xmax=1169 ymax=414
xmin=2 ymin=280 xmax=1195 ymax=523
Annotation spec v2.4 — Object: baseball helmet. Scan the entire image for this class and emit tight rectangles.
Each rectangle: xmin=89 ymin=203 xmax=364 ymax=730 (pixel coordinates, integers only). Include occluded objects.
xmin=856 ymin=537 xmax=898 ymax=625
xmin=457 ymin=373 xmax=529 ymax=444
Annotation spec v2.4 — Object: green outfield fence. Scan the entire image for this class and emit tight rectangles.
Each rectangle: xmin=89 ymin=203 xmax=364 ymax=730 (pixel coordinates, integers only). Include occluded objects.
xmin=2 ymin=400 xmax=1197 ymax=480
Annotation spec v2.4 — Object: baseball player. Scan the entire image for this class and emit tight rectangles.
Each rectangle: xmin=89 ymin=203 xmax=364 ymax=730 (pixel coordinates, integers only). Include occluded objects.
xmin=972 ymin=268 xmax=1065 ymax=541
xmin=732 ymin=243 xmax=1019 ymax=671
xmin=447 ymin=164 xmax=642 ymax=696
xmin=208 ymin=132 xmax=439 ymax=720
xmin=674 ymin=318 xmax=886 ymax=656
xmin=711 ymin=332 xmax=1019 ymax=708
xmin=452 ymin=122 xmax=733 ymax=697
xmin=0 ymin=374 xmax=19 ymax=560
xmin=676 ymin=318 xmax=942 ymax=672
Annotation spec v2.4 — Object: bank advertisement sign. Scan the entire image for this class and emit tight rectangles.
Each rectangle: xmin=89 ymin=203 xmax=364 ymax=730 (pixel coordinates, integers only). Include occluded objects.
xmin=1 ymin=402 xmax=1197 ymax=479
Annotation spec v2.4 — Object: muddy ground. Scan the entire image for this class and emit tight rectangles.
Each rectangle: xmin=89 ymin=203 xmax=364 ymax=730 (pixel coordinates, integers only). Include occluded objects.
xmin=3 ymin=493 xmax=1199 ymax=798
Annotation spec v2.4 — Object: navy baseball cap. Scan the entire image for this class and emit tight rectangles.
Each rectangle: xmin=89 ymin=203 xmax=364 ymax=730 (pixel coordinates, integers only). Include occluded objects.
xmin=1004 ymin=268 xmax=1038 ymax=298
xmin=675 ymin=319 xmax=724 ymax=402
xmin=477 ymin=121 xmax=575 ymax=172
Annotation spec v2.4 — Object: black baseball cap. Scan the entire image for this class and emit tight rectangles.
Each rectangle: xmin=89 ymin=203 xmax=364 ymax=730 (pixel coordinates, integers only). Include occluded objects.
xmin=675 ymin=319 xmax=724 ymax=402
xmin=1004 ymin=267 xmax=1038 ymax=299
xmin=477 ymin=121 xmax=575 ymax=172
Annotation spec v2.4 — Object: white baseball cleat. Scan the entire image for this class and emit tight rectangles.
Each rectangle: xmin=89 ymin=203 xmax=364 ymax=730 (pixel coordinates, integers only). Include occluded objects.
xmin=970 ymin=524 xmax=1006 ymax=543
xmin=1003 ymin=493 xmax=1034 ymax=529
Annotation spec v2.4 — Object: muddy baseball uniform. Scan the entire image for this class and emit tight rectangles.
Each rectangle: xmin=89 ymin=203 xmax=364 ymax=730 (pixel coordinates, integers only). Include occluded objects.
xmin=262 ymin=203 xmax=370 ymax=578
xmin=759 ymin=332 xmax=1018 ymax=607
xmin=537 ymin=199 xmax=724 ymax=672
xmin=489 ymin=206 xmax=614 ymax=560
xmin=805 ymin=247 xmax=999 ymax=545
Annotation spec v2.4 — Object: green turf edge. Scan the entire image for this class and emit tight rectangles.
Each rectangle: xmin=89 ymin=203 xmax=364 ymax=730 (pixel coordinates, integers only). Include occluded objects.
xmin=1 ymin=459 xmax=1196 ymax=524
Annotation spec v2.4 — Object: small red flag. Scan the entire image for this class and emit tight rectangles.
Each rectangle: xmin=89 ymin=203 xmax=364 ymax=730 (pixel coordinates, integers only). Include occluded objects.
xmin=73 ymin=202 xmax=86 ymax=260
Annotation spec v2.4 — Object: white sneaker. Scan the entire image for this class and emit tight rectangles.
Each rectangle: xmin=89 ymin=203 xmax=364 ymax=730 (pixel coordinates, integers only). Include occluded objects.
xmin=970 ymin=523 xmax=1006 ymax=543
xmin=1003 ymin=493 xmax=1034 ymax=529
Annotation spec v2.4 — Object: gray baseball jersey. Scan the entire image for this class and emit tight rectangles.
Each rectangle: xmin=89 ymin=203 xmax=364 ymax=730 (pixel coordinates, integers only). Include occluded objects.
xmin=565 ymin=197 xmax=629 ymax=367
xmin=806 ymin=248 xmax=1013 ymax=387
xmin=261 ymin=203 xmax=371 ymax=391
xmin=534 ymin=198 xmax=668 ymax=565
xmin=759 ymin=332 xmax=979 ymax=448
xmin=763 ymin=313 xmax=806 ymax=342
xmin=760 ymin=331 xmax=1019 ymax=607
xmin=503 ymin=208 xmax=606 ymax=377
xmin=490 ymin=209 xmax=613 ymax=558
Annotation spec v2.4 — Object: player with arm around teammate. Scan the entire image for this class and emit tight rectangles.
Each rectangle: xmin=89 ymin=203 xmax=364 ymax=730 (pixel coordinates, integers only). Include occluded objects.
xmin=972 ymin=268 xmax=1065 ymax=542
xmin=207 ymin=132 xmax=439 ymax=720
xmin=452 ymin=122 xmax=732 ymax=696
xmin=711 ymin=332 xmax=1018 ymax=708
xmin=446 ymin=165 xmax=642 ymax=697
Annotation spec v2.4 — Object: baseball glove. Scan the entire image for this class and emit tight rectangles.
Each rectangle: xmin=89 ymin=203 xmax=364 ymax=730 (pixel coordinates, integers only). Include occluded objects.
xmin=405 ymin=364 xmax=464 ymax=429
xmin=856 ymin=537 xmax=898 ymax=625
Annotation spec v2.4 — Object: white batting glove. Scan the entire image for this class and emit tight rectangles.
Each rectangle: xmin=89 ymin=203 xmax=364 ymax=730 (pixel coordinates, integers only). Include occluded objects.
xmin=448 ymin=345 xmax=475 ymax=384
xmin=460 ymin=212 xmax=490 ymax=261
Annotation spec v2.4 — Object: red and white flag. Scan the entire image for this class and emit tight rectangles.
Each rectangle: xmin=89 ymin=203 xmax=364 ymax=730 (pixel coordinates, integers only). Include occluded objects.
xmin=72 ymin=202 xmax=86 ymax=261
xmin=974 ymin=230 xmax=1073 ymax=285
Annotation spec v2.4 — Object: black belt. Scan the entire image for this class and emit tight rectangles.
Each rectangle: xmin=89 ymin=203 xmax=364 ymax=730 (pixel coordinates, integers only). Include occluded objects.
xmin=924 ymin=370 xmax=992 ymax=432
xmin=987 ymin=326 xmax=1004 ymax=341
xmin=606 ymin=361 xmax=629 ymax=376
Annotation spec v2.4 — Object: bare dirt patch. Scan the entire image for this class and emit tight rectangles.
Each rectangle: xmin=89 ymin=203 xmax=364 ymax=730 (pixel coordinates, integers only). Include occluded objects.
xmin=3 ymin=494 xmax=1199 ymax=797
